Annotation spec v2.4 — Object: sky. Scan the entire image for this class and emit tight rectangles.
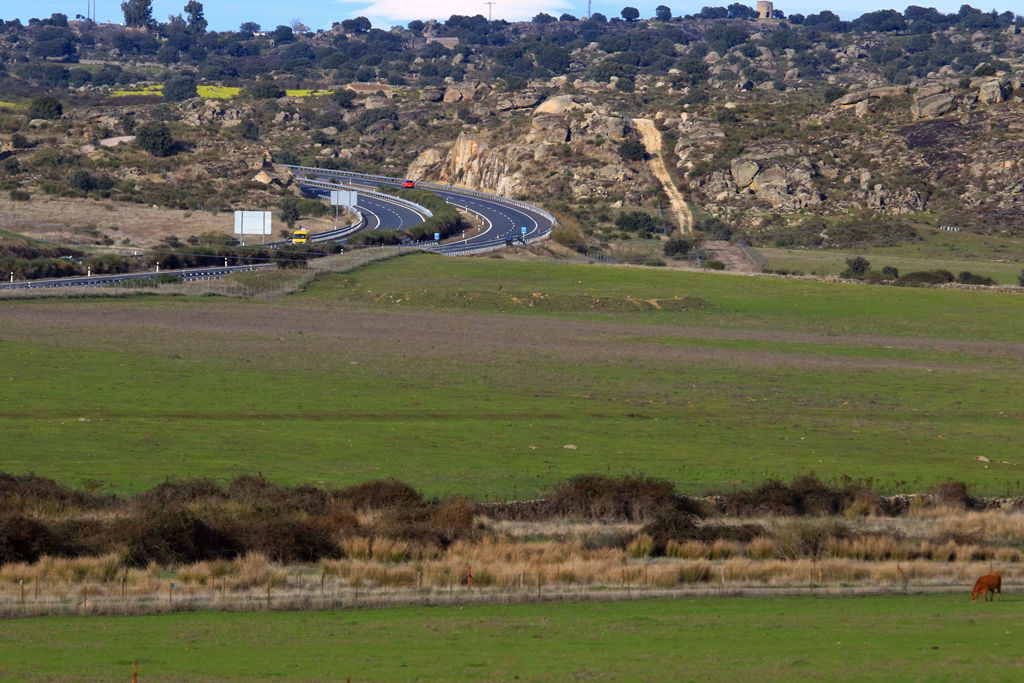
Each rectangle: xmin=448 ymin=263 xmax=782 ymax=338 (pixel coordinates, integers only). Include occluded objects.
xmin=5 ymin=0 xmax=1018 ymax=34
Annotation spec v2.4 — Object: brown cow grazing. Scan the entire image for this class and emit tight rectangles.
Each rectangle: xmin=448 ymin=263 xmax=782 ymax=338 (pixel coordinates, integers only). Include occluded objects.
xmin=971 ymin=573 xmax=1001 ymax=602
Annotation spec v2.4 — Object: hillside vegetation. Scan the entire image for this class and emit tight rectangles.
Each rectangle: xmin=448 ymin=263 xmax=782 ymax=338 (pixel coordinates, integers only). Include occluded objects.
xmin=1 ymin=5 xmax=1024 ymax=271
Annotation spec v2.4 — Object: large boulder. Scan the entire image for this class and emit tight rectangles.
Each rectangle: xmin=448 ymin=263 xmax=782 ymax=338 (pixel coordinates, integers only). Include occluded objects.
xmin=911 ymin=92 xmax=956 ymax=118
xmin=512 ymin=92 xmax=543 ymax=109
xmin=581 ymin=114 xmax=628 ymax=140
xmin=730 ymin=159 xmax=760 ymax=188
xmin=526 ymin=115 xmax=570 ymax=144
xmin=833 ymin=85 xmax=907 ymax=106
xmin=420 ymin=86 xmax=444 ymax=102
xmin=535 ymin=94 xmax=579 ymax=115
xmin=978 ymin=79 xmax=1007 ymax=105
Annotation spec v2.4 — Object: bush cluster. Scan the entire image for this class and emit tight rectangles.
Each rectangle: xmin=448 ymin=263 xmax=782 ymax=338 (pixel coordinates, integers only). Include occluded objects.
xmin=0 ymin=473 xmax=993 ymax=568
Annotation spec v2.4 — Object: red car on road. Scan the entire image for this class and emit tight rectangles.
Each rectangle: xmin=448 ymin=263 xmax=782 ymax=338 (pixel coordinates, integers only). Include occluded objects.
xmin=402 ymin=180 xmax=415 ymax=188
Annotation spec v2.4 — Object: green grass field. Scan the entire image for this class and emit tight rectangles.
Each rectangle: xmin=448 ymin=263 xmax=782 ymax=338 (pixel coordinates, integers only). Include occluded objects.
xmin=760 ymin=228 xmax=1024 ymax=283
xmin=2 ymin=254 xmax=1024 ymax=497
xmin=0 ymin=594 xmax=1017 ymax=681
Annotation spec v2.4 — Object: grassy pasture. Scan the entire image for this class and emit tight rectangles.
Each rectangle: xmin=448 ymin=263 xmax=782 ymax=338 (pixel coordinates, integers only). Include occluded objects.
xmin=2 ymin=254 xmax=1024 ymax=497
xmin=0 ymin=595 xmax=1019 ymax=681
xmin=760 ymin=228 xmax=1024 ymax=283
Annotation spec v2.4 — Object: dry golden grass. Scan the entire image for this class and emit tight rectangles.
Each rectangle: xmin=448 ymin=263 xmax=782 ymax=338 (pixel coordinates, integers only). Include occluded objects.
xmin=5 ymin=509 xmax=1024 ymax=616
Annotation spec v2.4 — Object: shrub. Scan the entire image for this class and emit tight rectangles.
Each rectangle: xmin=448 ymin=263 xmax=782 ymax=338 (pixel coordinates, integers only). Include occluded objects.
xmin=9 ymin=189 xmax=30 ymax=201
xmin=69 ymin=170 xmax=97 ymax=191
xmin=615 ymin=211 xmax=655 ymax=233
xmin=0 ymin=515 xmax=63 ymax=563
xmin=246 ymin=81 xmax=285 ymax=99
xmin=551 ymin=223 xmax=584 ymax=246
xmin=28 ymin=95 xmax=62 ymax=120
xmin=135 ymin=121 xmax=175 ymax=157
xmin=430 ymin=497 xmax=476 ymax=546
xmin=238 ymin=119 xmax=259 ymax=140
xmin=119 ymin=507 xmax=238 ymax=566
xmin=340 ymin=479 xmax=422 ymax=511
xmin=1 ymin=156 xmax=21 ymax=174
xmin=663 ymin=237 xmax=693 ymax=257
xmin=618 ymin=138 xmax=646 ymax=162
xmin=956 ymin=271 xmax=996 ymax=286
xmin=545 ymin=475 xmax=680 ymax=522
xmin=895 ymin=269 xmax=954 ymax=286
xmin=236 ymin=517 xmax=341 ymax=563
xmin=702 ymin=259 xmax=725 ymax=270
xmin=841 ymin=255 xmax=871 ymax=279
xmin=721 ymin=475 xmax=850 ymax=516
xmin=163 ymin=75 xmax=198 ymax=101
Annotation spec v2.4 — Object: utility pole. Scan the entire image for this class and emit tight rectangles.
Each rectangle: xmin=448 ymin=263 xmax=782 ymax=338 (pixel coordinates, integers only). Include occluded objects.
xmin=484 ymin=1 xmax=495 ymax=21
xmin=587 ymin=0 xmax=592 ymax=19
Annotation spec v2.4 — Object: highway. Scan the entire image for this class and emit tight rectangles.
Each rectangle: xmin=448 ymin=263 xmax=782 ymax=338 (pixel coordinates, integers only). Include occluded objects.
xmin=285 ymin=165 xmax=556 ymax=254
xmin=0 ymin=169 xmax=556 ymax=290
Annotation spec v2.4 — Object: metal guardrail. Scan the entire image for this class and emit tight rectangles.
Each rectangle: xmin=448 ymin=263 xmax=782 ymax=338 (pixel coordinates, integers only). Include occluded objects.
xmin=0 ymin=264 xmax=273 ymax=291
xmin=288 ymin=171 xmax=434 ymax=220
xmin=309 ymin=208 xmax=365 ymax=243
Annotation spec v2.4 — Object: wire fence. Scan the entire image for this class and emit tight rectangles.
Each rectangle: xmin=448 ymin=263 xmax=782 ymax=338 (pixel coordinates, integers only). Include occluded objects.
xmin=0 ymin=570 xmax=977 ymax=619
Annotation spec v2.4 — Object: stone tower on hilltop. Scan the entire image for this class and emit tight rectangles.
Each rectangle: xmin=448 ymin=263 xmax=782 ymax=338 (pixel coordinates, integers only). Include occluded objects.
xmin=757 ymin=0 xmax=773 ymax=19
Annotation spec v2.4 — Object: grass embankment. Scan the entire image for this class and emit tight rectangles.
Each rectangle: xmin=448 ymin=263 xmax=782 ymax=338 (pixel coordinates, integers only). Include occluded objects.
xmin=2 ymin=254 xmax=1023 ymax=497
xmin=0 ymin=595 xmax=1018 ymax=681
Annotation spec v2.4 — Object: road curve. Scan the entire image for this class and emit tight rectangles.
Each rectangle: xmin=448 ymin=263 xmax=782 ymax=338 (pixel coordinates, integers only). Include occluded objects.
xmin=285 ymin=165 xmax=556 ymax=254
xmin=1 ymin=170 xmax=557 ymax=290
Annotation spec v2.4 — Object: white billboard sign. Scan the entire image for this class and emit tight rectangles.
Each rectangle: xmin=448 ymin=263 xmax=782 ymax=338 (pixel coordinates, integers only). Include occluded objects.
xmin=233 ymin=211 xmax=272 ymax=235
xmin=329 ymin=190 xmax=357 ymax=207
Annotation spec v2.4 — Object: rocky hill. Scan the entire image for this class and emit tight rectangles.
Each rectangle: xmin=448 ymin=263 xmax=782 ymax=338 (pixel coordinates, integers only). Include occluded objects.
xmin=1 ymin=7 xmax=1023 ymax=253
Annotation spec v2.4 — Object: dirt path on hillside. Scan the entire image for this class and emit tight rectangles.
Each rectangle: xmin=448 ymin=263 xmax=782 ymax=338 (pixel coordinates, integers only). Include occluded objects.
xmin=632 ymin=118 xmax=693 ymax=236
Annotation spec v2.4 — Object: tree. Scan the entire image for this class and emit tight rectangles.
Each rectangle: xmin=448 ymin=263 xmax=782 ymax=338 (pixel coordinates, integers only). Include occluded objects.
xmin=727 ymin=2 xmax=756 ymax=19
xmin=239 ymin=21 xmax=260 ymax=34
xmin=881 ymin=265 xmax=899 ymax=280
xmin=620 ymin=6 xmax=640 ymax=21
xmin=236 ymin=119 xmax=257 ymax=140
xmin=1018 ymin=269 xmax=1024 ymax=287
xmin=246 ymin=81 xmax=285 ymax=98
xmin=842 ymin=256 xmax=871 ymax=279
xmin=120 ymin=0 xmax=153 ymax=28
xmin=135 ymin=121 xmax=174 ymax=156
xmin=590 ymin=12 xmax=607 ymax=21
xmin=69 ymin=171 xmax=98 ymax=191
xmin=532 ymin=12 xmax=556 ymax=23
xmin=28 ymin=95 xmax=63 ymax=120
xmin=663 ymin=237 xmax=692 ymax=257
xmin=270 ymin=25 xmax=294 ymax=44
xmin=655 ymin=5 xmax=672 ymax=21
xmin=341 ymin=16 xmax=371 ymax=33
xmin=332 ymin=89 xmax=356 ymax=108
xmin=163 ymin=75 xmax=197 ymax=101
xmin=618 ymin=138 xmax=646 ymax=162
xmin=280 ymin=197 xmax=300 ymax=228
xmin=700 ymin=6 xmax=729 ymax=19
xmin=184 ymin=1 xmax=207 ymax=35
xmin=616 ymin=211 xmax=656 ymax=233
